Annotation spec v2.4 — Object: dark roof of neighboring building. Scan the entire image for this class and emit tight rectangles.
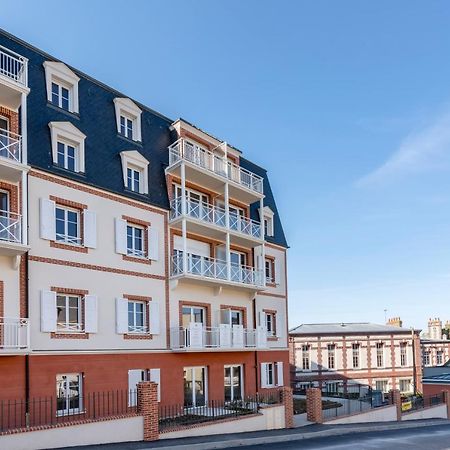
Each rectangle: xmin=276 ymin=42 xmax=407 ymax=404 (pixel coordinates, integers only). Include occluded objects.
xmin=290 ymin=322 xmax=416 ymax=336
xmin=0 ymin=28 xmax=288 ymax=248
xmin=422 ymin=373 xmax=450 ymax=384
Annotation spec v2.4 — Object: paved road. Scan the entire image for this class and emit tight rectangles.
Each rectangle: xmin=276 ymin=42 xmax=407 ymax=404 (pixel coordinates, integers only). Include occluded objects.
xmin=226 ymin=423 xmax=450 ymax=449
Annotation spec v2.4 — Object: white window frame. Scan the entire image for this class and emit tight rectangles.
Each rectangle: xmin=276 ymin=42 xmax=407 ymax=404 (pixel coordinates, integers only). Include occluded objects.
xmin=375 ymin=379 xmax=389 ymax=393
xmin=114 ymin=98 xmax=142 ymax=142
xmin=423 ymin=350 xmax=431 ymax=366
xmin=399 ymin=379 xmax=411 ymax=393
xmin=265 ymin=258 xmax=274 ymax=283
xmin=265 ymin=312 xmax=276 ymax=337
xmin=127 ymin=165 xmax=142 ymax=193
xmin=56 ymin=373 xmax=83 ymax=416
xmin=55 ymin=205 xmax=81 ymax=246
xmin=437 ymin=350 xmax=444 ymax=365
xmin=352 ymin=343 xmax=360 ymax=369
xmin=56 ymin=139 xmax=79 ymax=172
xmin=43 ymin=62 xmax=80 ymax=113
xmin=120 ymin=151 xmax=149 ymax=194
xmin=400 ymin=342 xmax=408 ymax=367
xmin=301 ymin=345 xmax=310 ymax=371
xmin=127 ymin=223 xmax=145 ymax=258
xmin=259 ymin=206 xmax=274 ymax=237
xmin=224 ymin=365 xmax=244 ymax=402
xmin=127 ymin=299 xmax=148 ymax=333
xmin=49 ymin=122 xmax=86 ymax=173
xmin=376 ymin=343 xmax=385 ymax=368
xmin=184 ymin=366 xmax=208 ymax=407
xmin=266 ymin=362 xmax=275 ymax=387
xmin=56 ymin=294 xmax=83 ymax=332
xmin=327 ymin=344 xmax=336 ymax=369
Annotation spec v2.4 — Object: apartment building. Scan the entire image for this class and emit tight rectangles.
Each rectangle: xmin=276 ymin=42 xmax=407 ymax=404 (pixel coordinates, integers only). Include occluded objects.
xmin=289 ymin=320 xmax=422 ymax=395
xmin=421 ymin=318 xmax=450 ymax=368
xmin=0 ymin=29 xmax=289 ymax=411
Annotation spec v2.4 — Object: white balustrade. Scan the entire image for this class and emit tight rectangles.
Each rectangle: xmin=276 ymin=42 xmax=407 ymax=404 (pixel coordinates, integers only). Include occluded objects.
xmin=0 ymin=45 xmax=28 ymax=87
xmin=0 ymin=210 xmax=22 ymax=244
xmin=0 ymin=317 xmax=29 ymax=350
xmin=0 ymin=129 xmax=22 ymax=163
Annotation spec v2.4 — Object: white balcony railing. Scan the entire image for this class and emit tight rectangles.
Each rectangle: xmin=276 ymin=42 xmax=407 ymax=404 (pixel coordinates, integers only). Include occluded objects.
xmin=170 ymin=197 xmax=262 ymax=239
xmin=0 ymin=210 xmax=22 ymax=244
xmin=168 ymin=139 xmax=264 ymax=195
xmin=0 ymin=317 xmax=30 ymax=350
xmin=0 ymin=129 xmax=22 ymax=163
xmin=170 ymin=324 xmax=267 ymax=350
xmin=172 ymin=252 xmax=265 ymax=287
xmin=0 ymin=45 xmax=28 ymax=87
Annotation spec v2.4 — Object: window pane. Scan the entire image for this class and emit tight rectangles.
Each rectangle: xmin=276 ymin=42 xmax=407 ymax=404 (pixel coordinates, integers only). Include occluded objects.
xmin=61 ymin=87 xmax=70 ymax=110
xmin=57 ymin=142 xmax=65 ymax=166
xmin=51 ymin=82 xmax=59 ymax=105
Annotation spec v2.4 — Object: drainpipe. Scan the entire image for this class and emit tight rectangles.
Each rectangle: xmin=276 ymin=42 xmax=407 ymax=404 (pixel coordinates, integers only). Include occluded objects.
xmin=412 ymin=327 xmax=417 ymax=395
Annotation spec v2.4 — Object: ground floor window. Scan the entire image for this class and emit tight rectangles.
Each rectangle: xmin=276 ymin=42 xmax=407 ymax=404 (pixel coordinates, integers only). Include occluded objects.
xmin=184 ymin=367 xmax=207 ymax=407
xmin=399 ymin=379 xmax=412 ymax=393
xmin=375 ymin=379 xmax=389 ymax=393
xmin=224 ymin=365 xmax=243 ymax=402
xmin=56 ymin=373 xmax=82 ymax=415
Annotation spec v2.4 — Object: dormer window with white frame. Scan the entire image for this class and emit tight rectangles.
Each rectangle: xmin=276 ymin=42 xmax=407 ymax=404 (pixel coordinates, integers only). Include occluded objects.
xmin=120 ymin=150 xmax=149 ymax=194
xmin=49 ymin=122 xmax=86 ymax=173
xmin=43 ymin=62 xmax=80 ymax=113
xmin=259 ymin=206 xmax=275 ymax=237
xmin=114 ymin=98 xmax=142 ymax=142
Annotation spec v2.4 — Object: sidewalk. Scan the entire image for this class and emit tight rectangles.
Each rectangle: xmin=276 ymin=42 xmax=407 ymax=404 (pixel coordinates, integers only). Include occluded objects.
xmin=66 ymin=418 xmax=450 ymax=450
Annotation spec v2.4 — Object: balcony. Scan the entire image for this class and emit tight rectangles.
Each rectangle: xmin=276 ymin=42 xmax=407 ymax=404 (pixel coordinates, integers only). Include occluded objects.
xmin=0 ymin=317 xmax=30 ymax=353
xmin=170 ymin=197 xmax=263 ymax=246
xmin=170 ymin=324 xmax=267 ymax=351
xmin=0 ymin=45 xmax=29 ymax=109
xmin=0 ymin=211 xmax=27 ymax=255
xmin=167 ymin=139 xmax=264 ymax=203
xmin=0 ymin=129 xmax=25 ymax=181
xmin=171 ymin=252 xmax=265 ymax=290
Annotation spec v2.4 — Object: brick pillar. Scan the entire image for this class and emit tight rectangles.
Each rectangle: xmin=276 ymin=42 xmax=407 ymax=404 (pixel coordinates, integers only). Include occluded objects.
xmin=388 ymin=389 xmax=402 ymax=421
xmin=306 ymin=387 xmax=323 ymax=423
xmin=281 ymin=386 xmax=294 ymax=428
xmin=443 ymin=391 xmax=450 ymax=419
xmin=137 ymin=381 xmax=159 ymax=441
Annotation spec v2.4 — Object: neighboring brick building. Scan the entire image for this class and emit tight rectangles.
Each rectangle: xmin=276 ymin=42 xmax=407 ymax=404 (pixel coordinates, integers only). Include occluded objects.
xmin=289 ymin=321 xmax=422 ymax=395
xmin=0 ymin=28 xmax=289 ymax=412
xmin=421 ymin=318 xmax=450 ymax=368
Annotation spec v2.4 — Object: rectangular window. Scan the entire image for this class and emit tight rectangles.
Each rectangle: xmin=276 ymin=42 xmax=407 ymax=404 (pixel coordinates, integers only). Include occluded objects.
xmin=184 ymin=367 xmax=206 ymax=407
xmin=265 ymin=312 xmax=276 ymax=336
xmin=302 ymin=345 xmax=310 ymax=370
xmin=127 ymin=224 xmax=145 ymax=257
xmin=127 ymin=300 xmax=147 ymax=333
xmin=55 ymin=206 xmax=81 ymax=245
xmin=57 ymin=141 xmax=77 ymax=172
xmin=352 ymin=344 xmax=360 ymax=369
xmin=127 ymin=167 xmax=141 ymax=192
xmin=51 ymin=81 xmax=71 ymax=111
xmin=399 ymin=379 xmax=411 ymax=393
xmin=437 ymin=350 xmax=443 ymax=365
xmin=56 ymin=373 xmax=82 ymax=416
xmin=327 ymin=344 xmax=335 ymax=369
xmin=423 ymin=351 xmax=431 ymax=366
xmin=400 ymin=343 xmax=407 ymax=366
xmin=265 ymin=259 xmax=274 ymax=283
xmin=376 ymin=343 xmax=384 ymax=368
xmin=224 ymin=365 xmax=243 ymax=402
xmin=120 ymin=115 xmax=134 ymax=139
xmin=375 ymin=380 xmax=388 ymax=393
xmin=266 ymin=362 xmax=275 ymax=386
xmin=56 ymin=294 xmax=82 ymax=332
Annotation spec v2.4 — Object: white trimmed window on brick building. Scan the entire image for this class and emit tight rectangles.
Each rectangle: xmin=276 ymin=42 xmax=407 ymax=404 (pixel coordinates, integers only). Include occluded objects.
xmin=352 ymin=343 xmax=360 ymax=369
xmin=400 ymin=342 xmax=407 ymax=366
xmin=44 ymin=62 xmax=80 ymax=113
xmin=302 ymin=345 xmax=310 ymax=370
xmin=119 ymin=150 xmax=149 ymax=194
xmin=260 ymin=362 xmax=284 ymax=388
xmin=327 ymin=344 xmax=336 ymax=369
xmin=56 ymin=373 xmax=83 ymax=416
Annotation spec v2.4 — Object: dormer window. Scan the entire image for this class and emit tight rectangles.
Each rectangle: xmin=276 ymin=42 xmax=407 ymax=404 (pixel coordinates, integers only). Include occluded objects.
xmin=49 ymin=122 xmax=86 ymax=173
xmin=259 ymin=206 xmax=275 ymax=237
xmin=120 ymin=150 xmax=149 ymax=194
xmin=43 ymin=62 xmax=80 ymax=113
xmin=114 ymin=98 xmax=142 ymax=142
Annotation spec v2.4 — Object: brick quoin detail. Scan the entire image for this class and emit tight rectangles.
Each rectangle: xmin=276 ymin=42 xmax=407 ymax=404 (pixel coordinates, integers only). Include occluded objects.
xmin=306 ymin=387 xmax=323 ymax=423
xmin=281 ymin=386 xmax=294 ymax=428
xmin=137 ymin=381 xmax=159 ymax=441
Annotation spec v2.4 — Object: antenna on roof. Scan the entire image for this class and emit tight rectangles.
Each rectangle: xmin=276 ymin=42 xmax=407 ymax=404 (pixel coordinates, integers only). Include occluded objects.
xmin=384 ymin=309 xmax=387 ymax=323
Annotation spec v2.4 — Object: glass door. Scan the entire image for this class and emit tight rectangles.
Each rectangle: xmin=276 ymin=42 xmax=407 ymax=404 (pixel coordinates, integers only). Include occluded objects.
xmin=228 ymin=205 xmax=245 ymax=232
xmin=230 ymin=251 xmax=246 ymax=282
xmin=224 ymin=365 xmax=243 ymax=402
xmin=182 ymin=306 xmax=205 ymax=328
xmin=0 ymin=117 xmax=8 ymax=158
xmin=184 ymin=367 xmax=207 ymax=407
xmin=0 ymin=190 xmax=9 ymax=241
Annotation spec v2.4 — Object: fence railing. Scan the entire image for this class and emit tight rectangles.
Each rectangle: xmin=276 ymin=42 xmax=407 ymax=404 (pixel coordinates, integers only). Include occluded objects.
xmin=401 ymin=393 xmax=445 ymax=414
xmin=170 ymin=197 xmax=262 ymax=239
xmin=168 ymin=139 xmax=264 ymax=195
xmin=0 ymin=317 xmax=29 ymax=350
xmin=159 ymin=390 xmax=282 ymax=432
xmin=0 ymin=129 xmax=22 ymax=163
xmin=170 ymin=325 xmax=267 ymax=350
xmin=0 ymin=45 xmax=28 ymax=87
xmin=0 ymin=210 xmax=22 ymax=244
xmin=171 ymin=252 xmax=264 ymax=287
xmin=0 ymin=390 xmax=137 ymax=433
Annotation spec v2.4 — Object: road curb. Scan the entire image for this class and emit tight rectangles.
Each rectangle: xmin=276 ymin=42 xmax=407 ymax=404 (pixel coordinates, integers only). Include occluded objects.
xmin=143 ymin=419 xmax=449 ymax=450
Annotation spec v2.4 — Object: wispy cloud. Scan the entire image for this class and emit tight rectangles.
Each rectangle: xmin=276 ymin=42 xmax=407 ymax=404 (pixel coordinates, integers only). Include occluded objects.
xmin=357 ymin=111 xmax=450 ymax=186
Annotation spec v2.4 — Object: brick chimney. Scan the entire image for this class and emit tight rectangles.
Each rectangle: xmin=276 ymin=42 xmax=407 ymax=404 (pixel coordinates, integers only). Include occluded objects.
xmin=387 ymin=317 xmax=403 ymax=328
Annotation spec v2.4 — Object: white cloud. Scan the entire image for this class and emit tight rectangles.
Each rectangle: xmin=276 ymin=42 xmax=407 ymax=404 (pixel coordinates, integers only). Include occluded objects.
xmin=357 ymin=111 xmax=450 ymax=186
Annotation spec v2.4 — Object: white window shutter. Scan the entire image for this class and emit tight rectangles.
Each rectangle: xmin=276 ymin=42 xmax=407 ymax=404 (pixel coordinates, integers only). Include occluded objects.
xmin=115 ymin=218 xmax=127 ymax=255
xmin=149 ymin=368 xmax=161 ymax=401
xmin=149 ymin=301 xmax=160 ymax=335
xmin=276 ymin=362 xmax=284 ymax=386
xmin=147 ymin=227 xmax=159 ymax=261
xmin=40 ymin=198 xmax=56 ymax=240
xmin=116 ymin=297 xmax=128 ymax=333
xmin=275 ymin=258 xmax=281 ymax=285
xmin=275 ymin=313 xmax=280 ymax=338
xmin=40 ymin=290 xmax=57 ymax=332
xmin=83 ymin=210 xmax=97 ymax=249
xmin=84 ymin=295 xmax=98 ymax=333
xmin=259 ymin=311 xmax=266 ymax=327
xmin=254 ymin=245 xmax=263 ymax=271
xmin=260 ymin=363 xmax=268 ymax=388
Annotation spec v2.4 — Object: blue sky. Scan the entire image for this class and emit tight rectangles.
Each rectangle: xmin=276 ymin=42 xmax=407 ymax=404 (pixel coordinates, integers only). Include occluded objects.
xmin=3 ymin=0 xmax=450 ymax=330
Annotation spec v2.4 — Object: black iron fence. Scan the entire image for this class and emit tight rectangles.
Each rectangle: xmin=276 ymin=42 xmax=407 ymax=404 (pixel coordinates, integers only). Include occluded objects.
xmin=401 ymin=393 xmax=445 ymax=414
xmin=0 ymin=390 xmax=137 ymax=433
xmin=159 ymin=390 xmax=282 ymax=432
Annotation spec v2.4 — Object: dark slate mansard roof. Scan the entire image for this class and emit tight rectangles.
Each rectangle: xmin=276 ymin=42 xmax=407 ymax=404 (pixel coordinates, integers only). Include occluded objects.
xmin=0 ymin=28 xmax=288 ymax=249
